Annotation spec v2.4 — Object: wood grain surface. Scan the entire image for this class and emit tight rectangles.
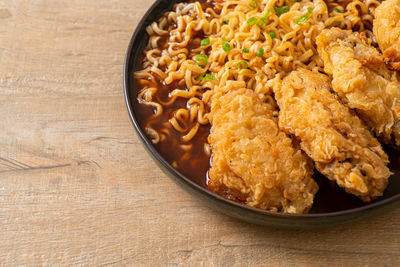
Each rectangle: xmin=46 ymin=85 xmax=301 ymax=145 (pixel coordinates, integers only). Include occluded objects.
xmin=0 ymin=0 xmax=399 ymax=266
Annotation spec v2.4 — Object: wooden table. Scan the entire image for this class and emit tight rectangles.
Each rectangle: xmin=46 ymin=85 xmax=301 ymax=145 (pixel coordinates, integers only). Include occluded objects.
xmin=0 ymin=0 xmax=399 ymax=265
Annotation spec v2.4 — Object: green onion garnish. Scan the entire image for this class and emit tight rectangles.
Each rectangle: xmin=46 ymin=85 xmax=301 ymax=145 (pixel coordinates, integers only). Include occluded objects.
xmin=256 ymin=19 xmax=267 ymax=28
xmin=247 ymin=17 xmax=258 ymax=26
xmin=249 ymin=1 xmax=258 ymax=8
xmin=223 ymin=19 xmax=229 ymax=24
xmin=257 ymin=48 xmax=264 ymax=57
xmin=200 ymin=73 xmax=215 ymax=80
xmin=222 ymin=37 xmax=227 ymax=41
xmin=269 ymin=32 xmax=276 ymax=39
xmin=195 ymin=54 xmax=208 ymax=67
xmin=242 ymin=49 xmax=250 ymax=53
xmin=247 ymin=12 xmax=270 ymax=28
xmin=256 ymin=11 xmax=270 ymax=28
xmin=238 ymin=61 xmax=248 ymax=69
xmin=200 ymin=38 xmax=210 ymax=46
xmin=295 ymin=7 xmax=313 ymax=25
xmin=222 ymin=42 xmax=231 ymax=52
xmin=333 ymin=8 xmax=344 ymax=13
xmin=274 ymin=6 xmax=290 ymax=17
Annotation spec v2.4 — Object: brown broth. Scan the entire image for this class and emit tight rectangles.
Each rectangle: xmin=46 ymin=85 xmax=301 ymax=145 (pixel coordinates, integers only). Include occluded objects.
xmin=134 ymin=74 xmax=211 ymax=187
xmin=133 ymin=0 xmax=221 ymax=186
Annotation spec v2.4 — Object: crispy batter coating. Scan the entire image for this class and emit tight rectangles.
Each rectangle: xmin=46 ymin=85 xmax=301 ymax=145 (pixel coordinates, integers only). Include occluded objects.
xmin=373 ymin=0 xmax=400 ymax=70
xmin=274 ymin=69 xmax=391 ymax=202
xmin=316 ymin=28 xmax=400 ymax=145
xmin=207 ymin=89 xmax=318 ymax=214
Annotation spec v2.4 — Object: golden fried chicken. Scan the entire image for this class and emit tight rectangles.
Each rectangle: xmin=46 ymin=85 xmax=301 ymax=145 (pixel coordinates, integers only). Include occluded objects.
xmin=316 ymin=28 xmax=400 ymax=145
xmin=207 ymin=88 xmax=318 ymax=214
xmin=373 ymin=0 xmax=400 ymax=70
xmin=274 ymin=69 xmax=391 ymax=202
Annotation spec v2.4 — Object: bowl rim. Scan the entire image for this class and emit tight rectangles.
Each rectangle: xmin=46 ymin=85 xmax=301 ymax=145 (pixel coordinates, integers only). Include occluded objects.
xmin=123 ymin=0 xmax=400 ymax=221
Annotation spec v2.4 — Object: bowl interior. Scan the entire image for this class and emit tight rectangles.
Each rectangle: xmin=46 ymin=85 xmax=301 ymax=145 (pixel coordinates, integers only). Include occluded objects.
xmin=124 ymin=0 xmax=400 ymax=218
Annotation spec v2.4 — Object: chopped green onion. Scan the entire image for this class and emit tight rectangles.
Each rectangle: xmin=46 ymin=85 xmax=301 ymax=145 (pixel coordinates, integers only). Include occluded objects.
xmin=196 ymin=54 xmax=208 ymax=61
xmin=295 ymin=7 xmax=313 ymax=25
xmin=223 ymin=19 xmax=229 ymax=24
xmin=247 ymin=17 xmax=258 ymax=26
xmin=256 ymin=20 xmax=266 ymax=28
xmin=257 ymin=48 xmax=264 ymax=57
xmin=222 ymin=37 xmax=227 ymax=41
xmin=200 ymin=38 xmax=210 ymax=46
xmin=195 ymin=54 xmax=208 ymax=67
xmin=269 ymin=32 xmax=276 ymax=39
xmin=256 ymin=11 xmax=270 ymax=28
xmin=274 ymin=6 xmax=290 ymax=17
xmin=222 ymin=42 xmax=231 ymax=52
xmin=242 ymin=49 xmax=250 ymax=53
xmin=200 ymin=73 xmax=215 ymax=81
xmin=238 ymin=61 xmax=248 ymax=69
xmin=333 ymin=7 xmax=344 ymax=13
xmin=249 ymin=1 xmax=258 ymax=8
xmin=247 ymin=11 xmax=271 ymax=28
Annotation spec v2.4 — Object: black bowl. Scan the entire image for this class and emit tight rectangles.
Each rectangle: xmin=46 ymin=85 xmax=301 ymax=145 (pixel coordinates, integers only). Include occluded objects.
xmin=123 ymin=0 xmax=400 ymax=229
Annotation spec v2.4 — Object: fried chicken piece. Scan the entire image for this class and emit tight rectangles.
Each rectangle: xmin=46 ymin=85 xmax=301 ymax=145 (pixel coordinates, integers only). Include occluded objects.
xmin=373 ymin=0 xmax=400 ymax=70
xmin=207 ymin=88 xmax=318 ymax=214
xmin=316 ymin=28 xmax=400 ymax=145
xmin=274 ymin=69 xmax=391 ymax=202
